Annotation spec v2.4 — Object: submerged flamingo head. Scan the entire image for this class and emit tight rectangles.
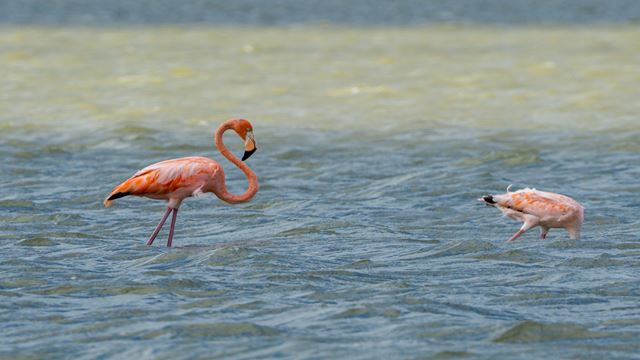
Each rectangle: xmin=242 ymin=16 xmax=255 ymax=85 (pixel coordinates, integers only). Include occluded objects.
xmin=227 ymin=118 xmax=257 ymax=161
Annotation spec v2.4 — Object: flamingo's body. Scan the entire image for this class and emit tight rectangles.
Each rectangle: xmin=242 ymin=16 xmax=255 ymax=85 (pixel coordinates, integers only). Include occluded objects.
xmin=479 ymin=187 xmax=583 ymax=242
xmin=104 ymin=119 xmax=258 ymax=247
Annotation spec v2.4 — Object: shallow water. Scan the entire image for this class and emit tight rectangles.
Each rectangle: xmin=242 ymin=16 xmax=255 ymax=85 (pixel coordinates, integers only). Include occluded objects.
xmin=1 ymin=27 xmax=640 ymax=359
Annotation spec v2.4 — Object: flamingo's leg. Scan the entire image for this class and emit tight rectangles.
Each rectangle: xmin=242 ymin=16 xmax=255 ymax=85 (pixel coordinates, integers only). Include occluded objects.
xmin=540 ymin=227 xmax=549 ymax=240
xmin=167 ymin=208 xmax=178 ymax=247
xmin=507 ymin=215 xmax=539 ymax=243
xmin=147 ymin=207 xmax=172 ymax=246
xmin=507 ymin=229 xmax=525 ymax=242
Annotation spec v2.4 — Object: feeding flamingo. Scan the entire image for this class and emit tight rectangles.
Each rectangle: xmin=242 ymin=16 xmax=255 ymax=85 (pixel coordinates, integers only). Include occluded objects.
xmin=478 ymin=186 xmax=583 ymax=242
xmin=104 ymin=118 xmax=258 ymax=247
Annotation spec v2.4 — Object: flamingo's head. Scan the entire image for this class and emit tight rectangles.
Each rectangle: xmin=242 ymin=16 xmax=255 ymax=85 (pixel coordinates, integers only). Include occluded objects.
xmin=229 ymin=118 xmax=257 ymax=161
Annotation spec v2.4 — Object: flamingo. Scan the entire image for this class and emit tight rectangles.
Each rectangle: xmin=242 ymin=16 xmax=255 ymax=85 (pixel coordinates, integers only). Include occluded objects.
xmin=104 ymin=118 xmax=258 ymax=247
xmin=478 ymin=186 xmax=584 ymax=242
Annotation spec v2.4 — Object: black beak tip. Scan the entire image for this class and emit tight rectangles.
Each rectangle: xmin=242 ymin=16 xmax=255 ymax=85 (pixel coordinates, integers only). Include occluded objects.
xmin=242 ymin=148 xmax=257 ymax=161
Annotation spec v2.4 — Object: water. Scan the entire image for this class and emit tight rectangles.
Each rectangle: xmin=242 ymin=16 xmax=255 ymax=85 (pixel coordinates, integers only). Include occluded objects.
xmin=2 ymin=0 xmax=640 ymax=25
xmin=1 ymin=26 xmax=640 ymax=359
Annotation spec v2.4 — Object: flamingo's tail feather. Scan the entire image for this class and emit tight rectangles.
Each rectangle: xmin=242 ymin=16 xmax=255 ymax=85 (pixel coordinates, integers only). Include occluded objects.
xmin=479 ymin=195 xmax=497 ymax=205
xmin=103 ymin=192 xmax=130 ymax=207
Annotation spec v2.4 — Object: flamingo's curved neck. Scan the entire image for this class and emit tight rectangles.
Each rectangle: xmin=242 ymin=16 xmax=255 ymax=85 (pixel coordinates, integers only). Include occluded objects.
xmin=214 ymin=121 xmax=259 ymax=204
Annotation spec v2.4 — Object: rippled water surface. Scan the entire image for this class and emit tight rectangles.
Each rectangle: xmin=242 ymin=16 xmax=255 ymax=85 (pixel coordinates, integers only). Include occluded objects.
xmin=1 ymin=27 xmax=640 ymax=359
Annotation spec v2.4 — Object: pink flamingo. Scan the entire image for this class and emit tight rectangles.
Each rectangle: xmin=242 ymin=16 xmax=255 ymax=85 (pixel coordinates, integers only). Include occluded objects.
xmin=104 ymin=118 xmax=258 ymax=247
xmin=479 ymin=186 xmax=584 ymax=242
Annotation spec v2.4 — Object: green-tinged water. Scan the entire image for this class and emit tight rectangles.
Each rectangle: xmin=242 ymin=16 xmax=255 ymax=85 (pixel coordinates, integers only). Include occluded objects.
xmin=1 ymin=26 xmax=639 ymax=359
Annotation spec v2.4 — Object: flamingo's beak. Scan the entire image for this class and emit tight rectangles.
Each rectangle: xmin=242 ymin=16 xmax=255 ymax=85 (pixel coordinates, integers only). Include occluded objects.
xmin=242 ymin=131 xmax=257 ymax=161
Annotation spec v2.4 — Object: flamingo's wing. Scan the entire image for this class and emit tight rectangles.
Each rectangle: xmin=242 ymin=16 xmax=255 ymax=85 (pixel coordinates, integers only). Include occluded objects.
xmin=104 ymin=157 xmax=218 ymax=207
xmin=494 ymin=189 xmax=573 ymax=218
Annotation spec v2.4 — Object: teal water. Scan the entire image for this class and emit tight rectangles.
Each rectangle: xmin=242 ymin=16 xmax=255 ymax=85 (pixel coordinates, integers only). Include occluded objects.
xmin=1 ymin=27 xmax=640 ymax=359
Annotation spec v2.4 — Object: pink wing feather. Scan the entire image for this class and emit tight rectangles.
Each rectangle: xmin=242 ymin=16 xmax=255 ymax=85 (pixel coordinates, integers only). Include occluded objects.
xmin=104 ymin=157 xmax=219 ymax=207
xmin=493 ymin=188 xmax=581 ymax=219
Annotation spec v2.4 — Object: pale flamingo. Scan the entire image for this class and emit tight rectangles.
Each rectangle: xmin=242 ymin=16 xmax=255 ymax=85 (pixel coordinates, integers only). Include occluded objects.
xmin=479 ymin=186 xmax=584 ymax=242
xmin=104 ymin=118 xmax=258 ymax=247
